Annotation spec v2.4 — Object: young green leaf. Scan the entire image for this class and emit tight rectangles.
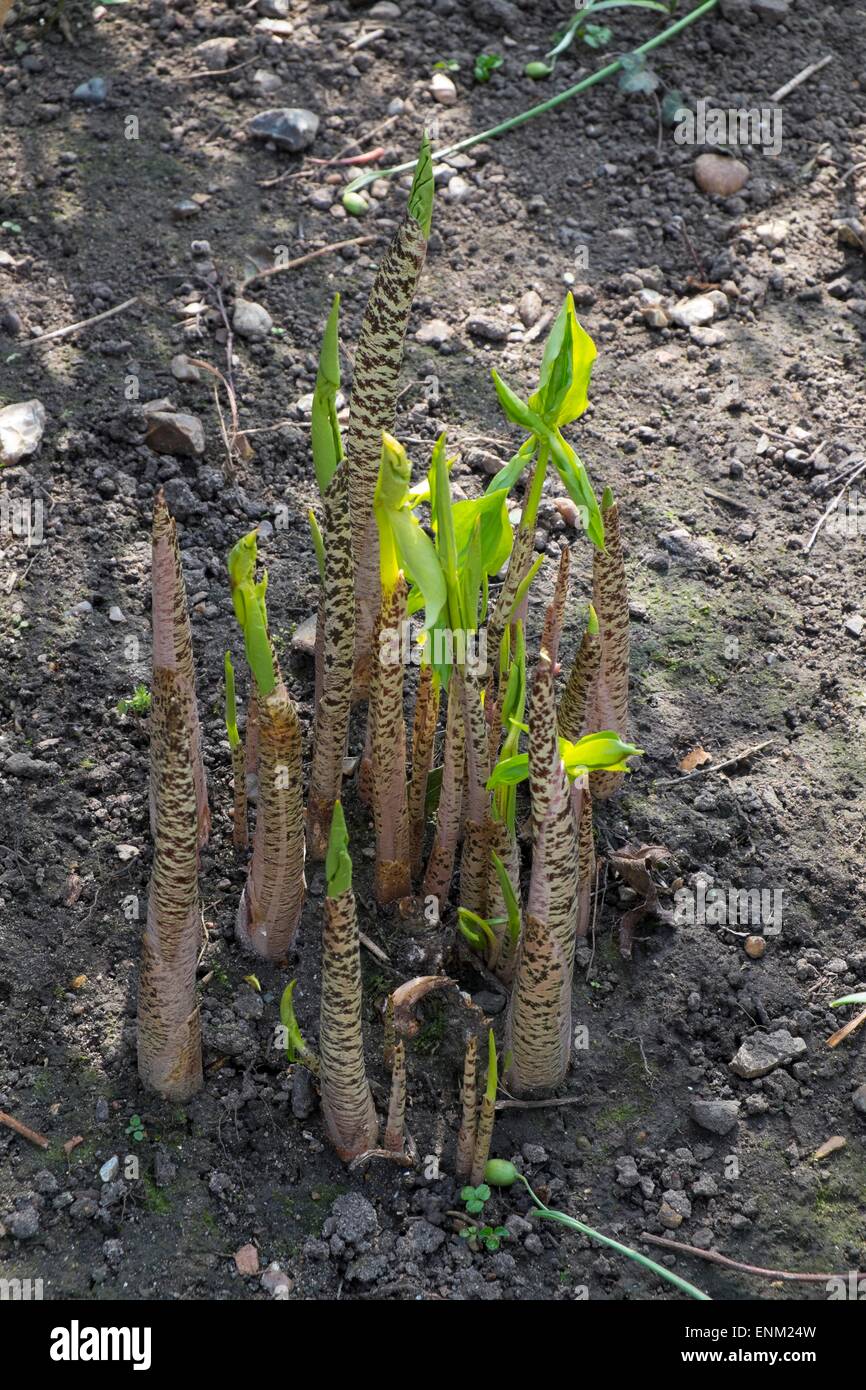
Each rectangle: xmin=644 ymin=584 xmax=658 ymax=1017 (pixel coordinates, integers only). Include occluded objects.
xmin=325 ymin=800 xmax=352 ymax=898
xmin=311 ymin=293 xmax=343 ymax=495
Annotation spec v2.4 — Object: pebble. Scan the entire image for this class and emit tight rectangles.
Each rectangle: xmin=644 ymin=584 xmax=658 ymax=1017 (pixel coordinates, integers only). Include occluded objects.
xmin=744 ymin=935 xmax=766 ymax=959
xmin=326 ymin=1193 xmax=378 ymax=1246
xmin=409 ymin=1220 xmax=445 ymax=1254
xmin=518 ymin=289 xmax=543 ymax=328
xmin=4 ymin=752 xmax=52 ymax=779
xmin=6 ymin=1206 xmax=40 ymax=1239
xmin=108 ymin=606 xmax=125 ymax=624
xmin=670 ymin=295 xmax=716 ymax=329
xmin=194 ymin=37 xmax=238 ymax=70
xmin=730 ymin=1028 xmax=806 ymax=1079
xmin=247 ymin=108 xmax=319 ymax=153
xmin=694 ymin=153 xmax=749 ymax=197
xmin=171 ymin=199 xmax=200 ymax=221
xmin=852 ymin=1084 xmax=866 ymax=1116
xmin=756 ymin=219 xmax=788 ymax=249
xmin=257 ymin=0 xmax=290 ymax=15
xmin=689 ymin=1098 xmax=740 ymax=1135
xmin=72 ymin=77 xmax=108 ymax=106
xmin=370 ymin=1 xmax=402 ymax=15
xmin=445 ymin=175 xmax=471 ymax=203
xmin=637 ymin=288 xmax=669 ymax=329
xmin=291 ymin=1066 xmax=317 ymax=1118
xmin=232 ymin=299 xmax=273 ymax=341
xmin=844 ymin=615 xmax=863 ymax=639
xmin=144 ymin=409 xmax=206 ymax=458
xmin=171 ymin=354 xmax=201 ymax=382
xmin=415 ymin=318 xmax=452 ymax=347
xmin=261 ymin=1262 xmax=293 ymax=1297
xmin=615 ymin=1155 xmax=641 ymax=1188
xmin=252 ymin=69 xmax=283 ymax=96
xmin=466 ymin=313 xmax=509 ymax=343
xmin=99 ymin=1155 xmax=120 ymax=1183
xmin=431 ymin=72 xmax=457 ymax=105
xmin=0 ymin=399 xmax=46 ymax=465
xmin=291 ymin=613 xmax=317 ymax=657
xmin=234 ymin=1243 xmax=259 ymax=1275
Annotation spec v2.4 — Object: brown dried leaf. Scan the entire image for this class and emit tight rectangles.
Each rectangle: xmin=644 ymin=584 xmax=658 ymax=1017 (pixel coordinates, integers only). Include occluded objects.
xmin=608 ymin=843 xmax=674 ymax=958
xmin=234 ymin=1243 xmax=260 ymax=1275
xmin=813 ymin=1136 xmax=846 ymax=1163
xmin=390 ymin=975 xmax=454 ymax=1038
xmin=679 ymin=745 xmax=711 ymax=773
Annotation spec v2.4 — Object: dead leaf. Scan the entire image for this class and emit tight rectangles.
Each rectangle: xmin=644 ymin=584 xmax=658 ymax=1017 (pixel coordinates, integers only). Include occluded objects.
xmin=679 ymin=745 xmax=711 ymax=773
xmin=813 ymin=1136 xmax=846 ymax=1163
xmin=389 ymin=976 xmax=454 ymax=1038
xmin=65 ymin=872 xmax=83 ymax=906
xmin=234 ymin=1243 xmax=259 ymax=1275
xmin=63 ymin=1135 xmax=84 ymax=1155
xmin=70 ymin=974 xmax=87 ymax=991
xmin=608 ymin=843 xmax=675 ymax=958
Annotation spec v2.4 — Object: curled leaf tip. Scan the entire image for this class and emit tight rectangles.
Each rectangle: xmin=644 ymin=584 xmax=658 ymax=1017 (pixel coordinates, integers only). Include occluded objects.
xmin=408 ymin=132 xmax=434 ymax=238
xmin=601 ymin=486 xmax=615 ymax=511
xmin=587 ymin=603 xmax=599 ymax=636
xmin=326 ymin=799 xmax=353 ymax=898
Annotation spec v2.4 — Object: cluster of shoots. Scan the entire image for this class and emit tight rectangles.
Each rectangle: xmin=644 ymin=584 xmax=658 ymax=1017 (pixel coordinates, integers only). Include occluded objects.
xmin=137 ymin=135 xmax=661 ymax=1307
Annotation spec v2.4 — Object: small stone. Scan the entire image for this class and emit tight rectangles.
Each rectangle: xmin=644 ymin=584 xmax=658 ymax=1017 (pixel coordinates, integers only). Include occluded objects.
xmin=4 ymin=752 xmax=52 ymax=779
xmin=328 ymin=1192 xmax=378 ymax=1245
xmin=445 ymin=175 xmax=471 ymax=203
xmin=260 ymin=1262 xmax=292 ymax=1297
xmin=0 ymin=399 xmax=46 ymax=465
xmin=108 ymin=606 xmax=125 ymax=624
xmin=689 ymin=1099 xmax=740 ymax=1135
xmin=291 ymin=612 xmax=317 ymax=657
xmin=247 ymin=108 xmax=320 ymax=153
xmin=694 ymin=153 xmax=749 ymax=197
xmin=144 ymin=409 xmax=206 ymax=457
xmin=72 ymin=77 xmax=108 ymax=106
xmin=99 ymin=1155 xmax=120 ymax=1183
xmin=194 ymin=37 xmax=238 ymax=70
xmin=615 ymin=1155 xmax=641 ymax=1188
xmin=171 ymin=199 xmax=200 ymax=222
xmin=252 ymin=69 xmax=283 ymax=96
xmin=431 ymin=72 xmax=457 ymax=105
xmin=730 ymin=1028 xmax=806 ymax=1079
xmin=752 ymin=0 xmax=789 ymax=23
xmin=5 ymin=1206 xmax=40 ymax=1239
xmin=466 ymin=313 xmax=509 ymax=343
xmin=415 ymin=318 xmax=452 ymax=347
xmin=291 ymin=1066 xmax=317 ymax=1119
xmin=409 ymin=1219 xmax=445 ymax=1254
xmin=670 ymin=295 xmax=716 ymax=329
xmin=257 ymin=0 xmax=290 ymax=16
xmin=553 ymin=496 xmax=581 ymax=528
xmin=234 ymin=1242 xmax=260 ymax=1275
xmin=756 ymin=220 xmax=788 ymax=249
xmin=744 ymin=935 xmax=766 ymax=959
xmin=370 ymin=1 xmax=401 ymax=16
xmin=826 ymin=957 xmax=849 ymax=975
xmin=844 ymin=615 xmax=864 ymax=639
xmin=472 ymin=990 xmax=506 ymax=1015
xmin=232 ymin=299 xmax=273 ymax=341
xmin=171 ymin=354 xmax=201 ymax=382
xmin=659 ymin=1200 xmax=684 ymax=1230
xmin=852 ymin=1084 xmax=866 ymax=1116
xmin=522 ymin=1143 xmax=547 ymax=1165
xmin=518 ymin=289 xmax=543 ymax=328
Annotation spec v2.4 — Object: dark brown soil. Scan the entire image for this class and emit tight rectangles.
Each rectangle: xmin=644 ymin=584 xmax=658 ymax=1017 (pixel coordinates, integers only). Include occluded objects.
xmin=1 ymin=0 xmax=865 ymax=1303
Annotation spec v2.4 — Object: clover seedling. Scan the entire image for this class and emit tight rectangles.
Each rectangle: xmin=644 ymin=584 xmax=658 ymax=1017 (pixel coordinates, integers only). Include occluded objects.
xmin=125 ymin=1114 xmax=146 ymax=1142
xmin=474 ymin=53 xmax=503 ymax=83
xmin=461 ymin=1182 xmax=490 ymax=1216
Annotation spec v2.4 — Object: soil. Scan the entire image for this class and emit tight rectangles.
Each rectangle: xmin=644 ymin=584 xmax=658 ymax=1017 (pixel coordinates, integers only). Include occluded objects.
xmin=1 ymin=0 xmax=865 ymax=1304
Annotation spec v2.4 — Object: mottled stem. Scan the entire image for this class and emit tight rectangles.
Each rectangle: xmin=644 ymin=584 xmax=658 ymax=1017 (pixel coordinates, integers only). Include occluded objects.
xmin=455 ymin=1034 xmax=478 ymax=1182
xmin=383 ymin=1039 xmax=407 ymax=1153
xmin=424 ymin=675 xmax=465 ymax=910
xmin=370 ymin=579 xmax=412 ymax=903
xmin=320 ymin=879 xmax=379 ymax=1163
xmin=408 ymin=662 xmax=439 ymax=877
xmin=138 ymin=669 xmax=203 ymax=1102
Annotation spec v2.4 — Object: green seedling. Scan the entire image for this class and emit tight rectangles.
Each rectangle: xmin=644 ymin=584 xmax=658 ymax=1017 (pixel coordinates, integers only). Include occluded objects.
xmin=433 ymin=58 xmax=460 ymax=72
xmin=474 ymin=52 xmax=503 ymax=82
xmin=528 ymin=0 xmax=671 ymax=79
xmin=345 ymin=3 xmax=719 ymax=198
xmin=116 ymin=684 xmax=151 ymax=717
xmin=461 ymin=1182 xmax=490 ymax=1216
xmin=831 ymin=994 xmax=866 ymax=1007
xmin=125 ymin=1113 xmax=146 ymax=1143
xmin=484 ymin=1160 xmax=710 ymax=1300
xmin=279 ymin=981 xmax=319 ymax=1073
